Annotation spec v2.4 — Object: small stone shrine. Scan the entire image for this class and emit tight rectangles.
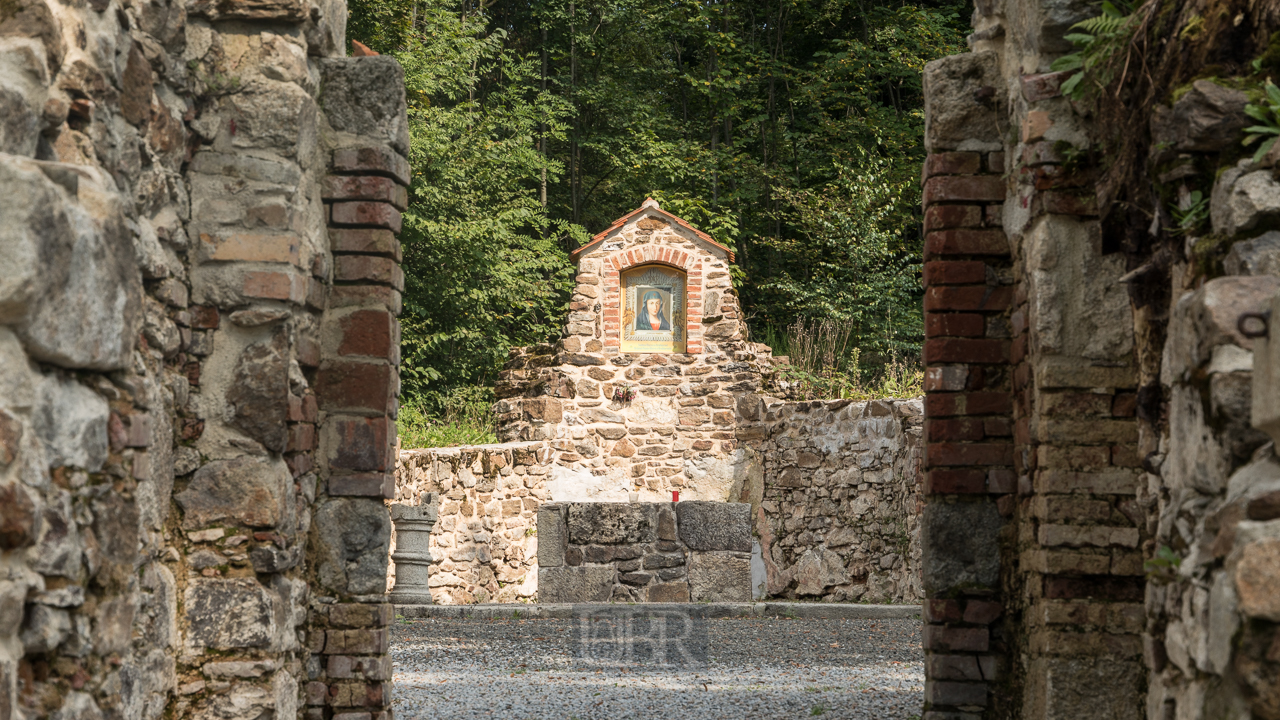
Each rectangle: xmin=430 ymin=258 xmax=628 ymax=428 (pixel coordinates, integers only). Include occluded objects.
xmin=494 ymin=198 xmax=780 ymax=502
xmin=394 ymin=200 xmax=926 ymax=607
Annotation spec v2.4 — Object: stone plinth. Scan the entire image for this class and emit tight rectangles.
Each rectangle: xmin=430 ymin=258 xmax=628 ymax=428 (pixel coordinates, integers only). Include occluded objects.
xmin=389 ymin=499 xmax=439 ymax=605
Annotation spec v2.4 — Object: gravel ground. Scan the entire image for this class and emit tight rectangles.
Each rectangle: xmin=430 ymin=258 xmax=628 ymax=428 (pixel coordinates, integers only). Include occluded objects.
xmin=391 ymin=615 xmax=923 ymax=719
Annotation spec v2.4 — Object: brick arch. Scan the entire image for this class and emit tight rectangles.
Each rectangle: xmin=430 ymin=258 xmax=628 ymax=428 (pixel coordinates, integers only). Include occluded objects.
xmin=601 ymin=248 xmax=705 ymax=354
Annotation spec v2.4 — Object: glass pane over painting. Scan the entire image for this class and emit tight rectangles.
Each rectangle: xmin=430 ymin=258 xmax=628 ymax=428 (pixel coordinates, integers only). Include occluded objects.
xmin=621 ymin=265 xmax=686 ymax=353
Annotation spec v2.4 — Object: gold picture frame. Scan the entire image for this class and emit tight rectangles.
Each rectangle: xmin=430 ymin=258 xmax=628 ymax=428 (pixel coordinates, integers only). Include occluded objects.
xmin=621 ymin=265 xmax=686 ymax=353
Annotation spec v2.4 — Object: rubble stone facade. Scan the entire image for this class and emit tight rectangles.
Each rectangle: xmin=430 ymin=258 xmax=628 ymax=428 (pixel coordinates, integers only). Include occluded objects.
xmin=743 ymin=398 xmax=925 ymax=604
xmin=536 ymin=501 xmax=753 ymax=603
xmin=393 ymin=204 xmax=926 ymax=607
xmin=0 ymin=0 xmax=408 ymax=715
xmin=921 ymin=2 xmax=1280 ymax=719
xmin=493 ymin=199 xmax=778 ymax=502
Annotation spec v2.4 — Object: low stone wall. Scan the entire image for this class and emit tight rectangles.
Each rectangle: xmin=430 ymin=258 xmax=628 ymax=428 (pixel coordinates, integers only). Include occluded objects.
xmin=392 ymin=443 xmax=552 ymax=604
xmin=392 ymin=397 xmax=924 ymax=605
xmin=740 ymin=398 xmax=925 ymax=603
xmin=537 ymin=502 xmax=752 ymax=602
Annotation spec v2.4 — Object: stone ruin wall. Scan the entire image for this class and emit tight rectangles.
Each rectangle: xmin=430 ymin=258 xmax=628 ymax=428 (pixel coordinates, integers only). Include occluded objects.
xmin=493 ymin=202 xmax=779 ymax=503
xmin=391 ymin=443 xmax=550 ymax=605
xmin=741 ymin=398 xmax=924 ymax=605
xmin=391 ymin=396 xmax=924 ymax=605
xmin=0 ymin=0 xmax=411 ymax=715
xmin=535 ymin=501 xmax=753 ymax=604
xmin=921 ymin=2 xmax=1280 ymax=719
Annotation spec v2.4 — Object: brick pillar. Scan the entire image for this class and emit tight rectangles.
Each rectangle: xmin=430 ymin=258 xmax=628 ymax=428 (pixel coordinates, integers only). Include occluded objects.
xmin=306 ymin=55 xmax=410 ymax=720
xmin=1009 ymin=71 xmax=1144 ymax=719
xmin=302 ymin=143 xmax=407 ymax=720
xmin=920 ymin=149 xmax=1014 ymax=717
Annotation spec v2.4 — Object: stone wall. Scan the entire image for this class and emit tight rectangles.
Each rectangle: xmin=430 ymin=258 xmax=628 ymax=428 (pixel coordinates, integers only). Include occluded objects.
xmin=391 ymin=443 xmax=551 ymax=604
xmin=920 ymin=2 xmax=1280 ymax=718
xmin=493 ymin=199 xmax=784 ymax=502
xmin=0 ymin=0 xmax=409 ymax=716
xmin=741 ymin=398 xmax=925 ymax=604
xmin=392 ymin=395 xmax=924 ymax=605
xmin=536 ymin=501 xmax=752 ymax=603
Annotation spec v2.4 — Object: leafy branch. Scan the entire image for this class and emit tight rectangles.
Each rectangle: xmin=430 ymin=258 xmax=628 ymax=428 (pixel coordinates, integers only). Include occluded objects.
xmin=1143 ymin=545 xmax=1181 ymax=584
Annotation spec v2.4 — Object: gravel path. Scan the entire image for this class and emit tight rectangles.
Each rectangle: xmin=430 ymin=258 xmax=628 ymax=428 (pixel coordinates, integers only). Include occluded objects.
xmin=391 ymin=614 xmax=923 ymax=719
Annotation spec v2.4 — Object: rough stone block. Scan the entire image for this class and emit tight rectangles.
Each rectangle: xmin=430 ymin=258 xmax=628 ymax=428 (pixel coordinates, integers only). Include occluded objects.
xmin=0 ymin=157 xmax=141 ymax=371
xmin=313 ymin=499 xmax=391 ymax=595
xmin=319 ymin=57 xmax=410 ymax=156
xmin=647 ymin=582 xmax=691 ymax=603
xmin=32 ymin=373 xmax=108 ymax=471
xmin=922 ymin=500 xmax=1002 ymax=594
xmin=537 ymin=566 xmax=614 ymax=603
xmin=922 ymin=52 xmax=1001 ymax=152
xmin=174 ymin=456 xmax=292 ymax=530
xmin=536 ymin=506 xmax=566 ymax=568
xmin=227 ymin=327 xmax=290 ymax=453
xmin=184 ymin=578 xmax=275 ymax=650
xmin=566 ymin=503 xmax=657 ymax=545
xmin=1026 ymin=657 xmax=1143 ymax=720
xmin=676 ymin=502 xmax=750 ymax=551
xmin=329 ymin=603 xmax=394 ymax=628
xmin=1236 ymin=538 xmax=1280 ymax=621
xmin=688 ymin=551 xmax=751 ymax=602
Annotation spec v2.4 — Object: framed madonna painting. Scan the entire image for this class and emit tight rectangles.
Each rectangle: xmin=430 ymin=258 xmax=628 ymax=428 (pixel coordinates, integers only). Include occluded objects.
xmin=621 ymin=265 xmax=686 ymax=353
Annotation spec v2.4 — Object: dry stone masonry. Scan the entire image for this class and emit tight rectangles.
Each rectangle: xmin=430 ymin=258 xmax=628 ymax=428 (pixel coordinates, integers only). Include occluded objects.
xmin=742 ymin=398 xmax=924 ymax=604
xmin=391 ymin=201 xmax=926 ymax=607
xmin=920 ymin=2 xmax=1280 ymax=719
xmin=536 ymin=501 xmax=753 ymax=603
xmin=392 ymin=444 xmax=549 ymax=604
xmin=0 ymin=0 xmax=409 ymax=714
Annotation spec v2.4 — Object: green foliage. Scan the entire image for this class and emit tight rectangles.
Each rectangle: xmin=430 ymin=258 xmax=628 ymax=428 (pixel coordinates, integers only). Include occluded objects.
xmin=759 ymin=155 xmax=924 ymax=359
xmin=1243 ymin=80 xmax=1280 ymax=164
xmin=769 ymin=318 xmax=922 ymax=400
xmin=350 ymin=0 xmax=581 ymax=398
xmin=1171 ymin=189 xmax=1209 ymax=235
xmin=348 ymin=0 xmax=966 ymax=405
xmin=1143 ymin=545 xmax=1182 ymax=584
xmin=1050 ymin=1 xmax=1138 ymax=100
xmin=397 ymin=387 xmax=497 ymax=448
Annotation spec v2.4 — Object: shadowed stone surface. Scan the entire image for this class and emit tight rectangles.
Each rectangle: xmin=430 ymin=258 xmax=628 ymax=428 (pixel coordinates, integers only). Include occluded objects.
xmin=174 ymin=456 xmax=292 ymax=529
xmin=183 ymin=578 xmax=275 ymax=650
xmin=921 ymin=501 xmax=1001 ymax=594
xmin=567 ymin=503 xmax=657 ymax=545
xmin=314 ymin=498 xmax=392 ymax=595
xmin=538 ymin=566 xmax=614 ymax=603
xmin=676 ymin=502 xmax=750 ymax=551
xmin=227 ymin=328 xmax=290 ymax=452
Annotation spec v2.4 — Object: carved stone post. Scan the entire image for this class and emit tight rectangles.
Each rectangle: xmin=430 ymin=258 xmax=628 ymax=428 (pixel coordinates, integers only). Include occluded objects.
xmin=389 ymin=495 xmax=438 ymax=605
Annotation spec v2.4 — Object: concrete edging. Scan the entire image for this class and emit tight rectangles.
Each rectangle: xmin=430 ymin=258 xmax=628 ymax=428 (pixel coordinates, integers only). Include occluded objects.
xmin=394 ymin=602 xmax=921 ymax=620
